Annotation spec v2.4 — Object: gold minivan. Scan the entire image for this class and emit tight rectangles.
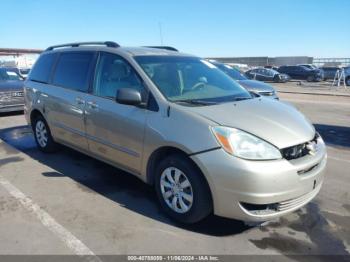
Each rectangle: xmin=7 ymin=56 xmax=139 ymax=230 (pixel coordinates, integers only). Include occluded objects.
xmin=25 ymin=42 xmax=327 ymax=224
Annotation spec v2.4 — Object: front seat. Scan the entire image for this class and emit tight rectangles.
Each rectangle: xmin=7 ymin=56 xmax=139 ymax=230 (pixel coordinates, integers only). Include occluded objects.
xmin=152 ymin=65 xmax=181 ymax=98
xmin=100 ymin=61 xmax=131 ymax=98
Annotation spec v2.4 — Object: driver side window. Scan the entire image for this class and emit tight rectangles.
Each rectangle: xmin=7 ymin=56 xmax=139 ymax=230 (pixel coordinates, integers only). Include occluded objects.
xmin=93 ymin=53 xmax=145 ymax=99
xmin=266 ymin=70 xmax=273 ymax=76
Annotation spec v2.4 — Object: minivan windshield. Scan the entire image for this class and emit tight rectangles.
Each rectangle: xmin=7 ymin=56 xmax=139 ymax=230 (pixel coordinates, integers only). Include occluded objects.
xmin=135 ymin=56 xmax=251 ymax=103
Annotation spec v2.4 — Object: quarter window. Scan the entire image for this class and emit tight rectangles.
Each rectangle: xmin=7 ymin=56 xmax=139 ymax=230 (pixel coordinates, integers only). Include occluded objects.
xmin=29 ymin=53 xmax=57 ymax=83
xmin=52 ymin=52 xmax=94 ymax=92
xmin=93 ymin=53 xmax=145 ymax=99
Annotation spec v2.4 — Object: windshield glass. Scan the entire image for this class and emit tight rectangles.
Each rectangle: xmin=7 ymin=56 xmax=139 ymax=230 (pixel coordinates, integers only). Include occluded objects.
xmin=135 ymin=56 xmax=251 ymax=103
xmin=214 ymin=63 xmax=247 ymax=80
xmin=268 ymin=69 xmax=280 ymax=75
xmin=300 ymin=65 xmax=312 ymax=71
xmin=304 ymin=65 xmax=317 ymax=69
xmin=0 ymin=69 xmax=22 ymax=81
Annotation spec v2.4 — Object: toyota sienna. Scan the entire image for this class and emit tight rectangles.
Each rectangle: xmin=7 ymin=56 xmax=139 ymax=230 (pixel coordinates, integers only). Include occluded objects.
xmin=24 ymin=42 xmax=327 ymax=224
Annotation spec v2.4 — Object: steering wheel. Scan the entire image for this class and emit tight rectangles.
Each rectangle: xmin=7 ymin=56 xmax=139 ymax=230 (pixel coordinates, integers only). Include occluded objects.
xmin=191 ymin=82 xmax=206 ymax=91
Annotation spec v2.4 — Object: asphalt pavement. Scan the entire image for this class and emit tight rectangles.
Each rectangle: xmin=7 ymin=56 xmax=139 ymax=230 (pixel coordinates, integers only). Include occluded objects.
xmin=0 ymin=90 xmax=349 ymax=259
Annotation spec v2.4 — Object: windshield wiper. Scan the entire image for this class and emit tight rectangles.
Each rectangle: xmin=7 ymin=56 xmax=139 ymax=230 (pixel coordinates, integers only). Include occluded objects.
xmin=233 ymin=97 xmax=252 ymax=101
xmin=175 ymin=99 xmax=217 ymax=105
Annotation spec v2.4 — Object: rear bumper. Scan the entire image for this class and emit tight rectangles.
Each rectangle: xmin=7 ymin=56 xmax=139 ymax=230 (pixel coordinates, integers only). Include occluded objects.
xmin=190 ymin=141 xmax=327 ymax=222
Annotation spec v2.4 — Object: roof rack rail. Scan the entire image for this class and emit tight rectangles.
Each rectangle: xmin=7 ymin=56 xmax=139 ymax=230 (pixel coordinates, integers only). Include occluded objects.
xmin=144 ymin=46 xmax=178 ymax=52
xmin=46 ymin=41 xmax=120 ymax=51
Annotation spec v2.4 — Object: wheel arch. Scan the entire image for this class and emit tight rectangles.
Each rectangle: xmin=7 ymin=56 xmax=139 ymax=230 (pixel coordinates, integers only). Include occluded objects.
xmin=146 ymin=146 xmax=189 ymax=185
xmin=147 ymin=146 xmax=215 ymax=216
xmin=146 ymin=146 xmax=212 ymax=194
xmin=30 ymin=109 xmax=45 ymax=129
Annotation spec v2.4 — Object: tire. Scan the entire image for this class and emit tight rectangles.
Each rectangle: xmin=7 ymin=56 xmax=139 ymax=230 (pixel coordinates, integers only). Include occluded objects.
xmin=154 ymin=154 xmax=212 ymax=224
xmin=307 ymin=75 xmax=314 ymax=82
xmin=32 ymin=115 xmax=58 ymax=153
xmin=346 ymin=77 xmax=350 ymax=86
xmin=273 ymin=75 xmax=280 ymax=83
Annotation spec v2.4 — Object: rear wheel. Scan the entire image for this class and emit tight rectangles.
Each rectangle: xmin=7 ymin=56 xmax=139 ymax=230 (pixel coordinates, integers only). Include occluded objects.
xmin=346 ymin=77 xmax=350 ymax=86
xmin=32 ymin=115 xmax=58 ymax=153
xmin=155 ymin=154 xmax=212 ymax=224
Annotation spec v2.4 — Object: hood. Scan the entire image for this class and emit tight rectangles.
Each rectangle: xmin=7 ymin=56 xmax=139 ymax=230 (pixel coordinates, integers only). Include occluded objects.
xmin=186 ymin=98 xmax=315 ymax=149
xmin=237 ymin=80 xmax=275 ymax=93
xmin=0 ymin=80 xmax=24 ymax=92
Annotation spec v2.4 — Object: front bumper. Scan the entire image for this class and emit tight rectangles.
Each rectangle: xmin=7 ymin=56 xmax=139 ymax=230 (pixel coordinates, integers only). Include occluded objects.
xmin=190 ymin=141 xmax=327 ymax=222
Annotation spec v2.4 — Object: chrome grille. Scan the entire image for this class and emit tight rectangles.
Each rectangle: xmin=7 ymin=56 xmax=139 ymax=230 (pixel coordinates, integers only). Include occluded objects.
xmin=0 ymin=91 xmax=24 ymax=106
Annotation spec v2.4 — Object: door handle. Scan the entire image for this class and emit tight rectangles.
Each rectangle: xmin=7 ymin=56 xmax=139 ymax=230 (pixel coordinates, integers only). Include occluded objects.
xmin=76 ymin=97 xmax=85 ymax=105
xmin=87 ymin=101 xmax=99 ymax=109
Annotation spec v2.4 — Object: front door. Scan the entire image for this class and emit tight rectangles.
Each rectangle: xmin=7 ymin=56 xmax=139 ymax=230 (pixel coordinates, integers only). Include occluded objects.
xmin=291 ymin=67 xmax=303 ymax=79
xmin=255 ymin=69 xmax=265 ymax=81
xmin=84 ymin=52 xmax=147 ymax=173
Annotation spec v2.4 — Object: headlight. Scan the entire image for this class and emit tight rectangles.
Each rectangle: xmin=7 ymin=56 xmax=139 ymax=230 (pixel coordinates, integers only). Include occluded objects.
xmin=211 ymin=126 xmax=282 ymax=160
xmin=0 ymin=93 xmax=11 ymax=102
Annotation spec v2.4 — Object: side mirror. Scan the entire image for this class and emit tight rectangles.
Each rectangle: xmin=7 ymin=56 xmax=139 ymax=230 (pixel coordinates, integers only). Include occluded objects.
xmin=116 ymin=88 xmax=142 ymax=106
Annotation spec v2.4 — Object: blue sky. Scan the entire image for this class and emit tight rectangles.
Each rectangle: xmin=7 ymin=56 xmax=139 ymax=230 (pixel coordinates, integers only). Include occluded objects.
xmin=1 ymin=0 xmax=349 ymax=57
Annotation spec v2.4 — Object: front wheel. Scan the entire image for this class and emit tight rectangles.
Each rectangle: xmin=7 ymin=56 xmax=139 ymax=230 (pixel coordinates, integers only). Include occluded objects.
xmin=155 ymin=155 xmax=212 ymax=224
xmin=273 ymin=75 xmax=281 ymax=83
xmin=33 ymin=115 xmax=58 ymax=153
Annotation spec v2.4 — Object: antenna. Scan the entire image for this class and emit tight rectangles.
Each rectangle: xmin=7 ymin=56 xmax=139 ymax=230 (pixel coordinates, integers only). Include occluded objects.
xmin=158 ymin=22 xmax=164 ymax=46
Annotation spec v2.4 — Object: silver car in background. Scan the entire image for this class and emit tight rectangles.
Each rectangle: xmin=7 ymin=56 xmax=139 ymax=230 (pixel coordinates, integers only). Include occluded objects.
xmin=210 ymin=61 xmax=279 ymax=99
xmin=0 ymin=67 xmax=25 ymax=113
xmin=24 ymin=42 xmax=327 ymax=224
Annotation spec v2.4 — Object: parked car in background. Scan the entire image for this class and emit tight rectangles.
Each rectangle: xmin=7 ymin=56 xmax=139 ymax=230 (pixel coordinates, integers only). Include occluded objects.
xmin=211 ymin=62 xmax=278 ymax=99
xmin=298 ymin=64 xmax=318 ymax=70
xmin=245 ymin=68 xmax=290 ymax=83
xmin=25 ymin=41 xmax=326 ymax=224
xmin=336 ymin=66 xmax=350 ymax=86
xmin=0 ymin=67 xmax=25 ymax=113
xmin=321 ymin=66 xmax=339 ymax=80
xmin=278 ymin=65 xmax=323 ymax=82
xmin=320 ymin=66 xmax=350 ymax=85
xmin=298 ymin=64 xmax=324 ymax=80
xmin=345 ymin=67 xmax=350 ymax=86
xmin=3 ymin=67 xmax=30 ymax=79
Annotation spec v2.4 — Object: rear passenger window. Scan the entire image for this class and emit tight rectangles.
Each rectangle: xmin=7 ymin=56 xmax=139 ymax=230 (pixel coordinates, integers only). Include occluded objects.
xmin=29 ymin=53 xmax=57 ymax=83
xmin=52 ymin=52 xmax=93 ymax=92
